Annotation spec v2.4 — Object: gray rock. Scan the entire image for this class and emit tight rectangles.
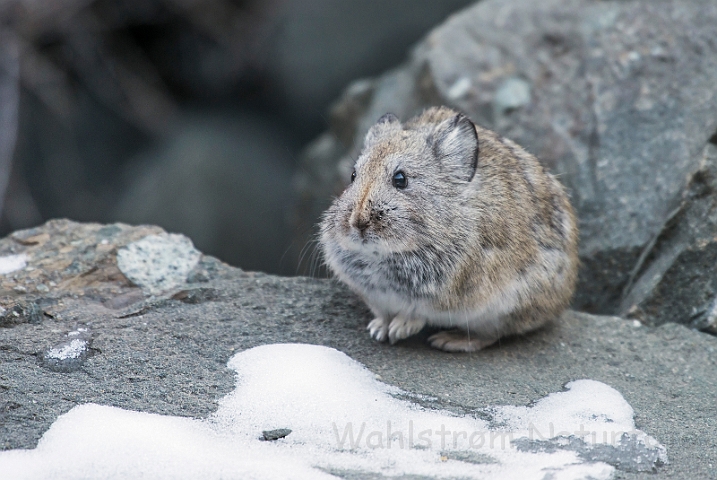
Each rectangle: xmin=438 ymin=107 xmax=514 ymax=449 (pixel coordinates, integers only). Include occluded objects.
xmin=513 ymin=434 xmax=668 ymax=474
xmin=492 ymin=77 xmax=531 ymax=118
xmin=40 ymin=326 xmax=93 ymax=373
xmin=293 ymin=0 xmax=717 ymax=315
xmin=621 ymin=142 xmax=717 ymax=332
xmin=261 ymin=428 xmax=292 ymax=441
xmin=0 ymin=220 xmax=716 ymax=479
xmin=117 ymin=233 xmax=201 ymax=296
xmin=0 ymin=301 xmax=43 ymax=328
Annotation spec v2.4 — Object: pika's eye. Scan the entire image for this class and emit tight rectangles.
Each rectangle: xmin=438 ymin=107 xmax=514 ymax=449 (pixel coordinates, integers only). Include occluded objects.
xmin=351 ymin=170 xmax=356 ymax=183
xmin=392 ymin=171 xmax=407 ymax=189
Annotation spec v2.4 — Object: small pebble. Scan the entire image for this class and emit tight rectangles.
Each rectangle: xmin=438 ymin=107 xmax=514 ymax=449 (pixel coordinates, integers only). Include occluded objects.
xmin=261 ymin=428 xmax=292 ymax=441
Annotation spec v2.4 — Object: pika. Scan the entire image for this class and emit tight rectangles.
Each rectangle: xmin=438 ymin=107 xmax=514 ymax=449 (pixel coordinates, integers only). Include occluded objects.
xmin=320 ymin=107 xmax=578 ymax=352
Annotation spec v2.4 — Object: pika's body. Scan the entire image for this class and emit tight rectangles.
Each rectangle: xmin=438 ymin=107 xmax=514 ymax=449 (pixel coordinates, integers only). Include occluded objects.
xmin=320 ymin=107 xmax=578 ymax=352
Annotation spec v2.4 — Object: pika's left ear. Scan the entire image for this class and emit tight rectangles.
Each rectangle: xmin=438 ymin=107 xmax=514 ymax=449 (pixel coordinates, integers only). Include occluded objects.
xmin=433 ymin=113 xmax=479 ymax=182
xmin=364 ymin=112 xmax=402 ymax=147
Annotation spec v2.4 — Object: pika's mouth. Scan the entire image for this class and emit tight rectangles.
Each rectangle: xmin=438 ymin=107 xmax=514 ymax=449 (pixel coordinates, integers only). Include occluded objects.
xmin=343 ymin=232 xmax=376 ymax=249
xmin=339 ymin=233 xmax=402 ymax=258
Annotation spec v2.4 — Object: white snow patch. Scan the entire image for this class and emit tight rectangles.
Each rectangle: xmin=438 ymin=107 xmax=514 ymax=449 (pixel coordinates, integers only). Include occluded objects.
xmin=44 ymin=339 xmax=88 ymax=361
xmin=0 ymin=344 xmax=664 ymax=479
xmin=492 ymin=381 xmax=637 ymax=443
xmin=0 ymin=253 xmax=27 ymax=274
xmin=117 ymin=233 xmax=200 ymax=295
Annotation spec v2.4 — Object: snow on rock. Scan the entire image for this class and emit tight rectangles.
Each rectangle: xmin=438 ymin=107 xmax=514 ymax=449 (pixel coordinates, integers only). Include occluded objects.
xmin=0 ymin=344 xmax=666 ymax=479
xmin=116 ymin=233 xmax=200 ymax=295
xmin=0 ymin=253 xmax=27 ymax=274
xmin=41 ymin=327 xmax=92 ymax=373
xmin=45 ymin=339 xmax=87 ymax=361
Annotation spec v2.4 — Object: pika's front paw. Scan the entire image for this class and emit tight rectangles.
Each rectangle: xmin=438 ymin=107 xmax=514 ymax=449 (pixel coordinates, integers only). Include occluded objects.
xmin=367 ymin=317 xmax=389 ymax=342
xmin=388 ymin=316 xmax=426 ymax=344
xmin=427 ymin=330 xmax=497 ymax=352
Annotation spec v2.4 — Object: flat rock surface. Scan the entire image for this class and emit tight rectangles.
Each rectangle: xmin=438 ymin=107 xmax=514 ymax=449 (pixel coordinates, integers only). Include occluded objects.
xmin=0 ymin=220 xmax=716 ymax=479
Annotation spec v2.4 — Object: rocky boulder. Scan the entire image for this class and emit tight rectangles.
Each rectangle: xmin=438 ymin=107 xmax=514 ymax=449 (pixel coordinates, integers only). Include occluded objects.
xmin=293 ymin=0 xmax=717 ymax=323
xmin=0 ymin=220 xmax=715 ymax=478
xmin=620 ymin=141 xmax=717 ymax=333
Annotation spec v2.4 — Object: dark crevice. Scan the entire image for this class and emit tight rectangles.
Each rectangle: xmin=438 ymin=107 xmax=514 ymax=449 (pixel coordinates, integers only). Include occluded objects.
xmin=688 ymin=168 xmax=716 ymax=200
xmin=620 ymin=139 xmax=717 ymax=305
xmin=620 ymin=204 xmax=684 ymax=301
xmin=709 ymin=130 xmax=717 ymax=146
xmin=585 ymin=76 xmax=601 ymax=211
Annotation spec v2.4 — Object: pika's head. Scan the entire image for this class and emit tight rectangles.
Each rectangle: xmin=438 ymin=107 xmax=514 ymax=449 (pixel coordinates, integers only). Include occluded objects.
xmin=321 ymin=108 xmax=480 ymax=255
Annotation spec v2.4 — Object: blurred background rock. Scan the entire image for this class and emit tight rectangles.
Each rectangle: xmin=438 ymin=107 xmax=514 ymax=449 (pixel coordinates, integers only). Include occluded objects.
xmin=0 ymin=0 xmax=473 ymax=274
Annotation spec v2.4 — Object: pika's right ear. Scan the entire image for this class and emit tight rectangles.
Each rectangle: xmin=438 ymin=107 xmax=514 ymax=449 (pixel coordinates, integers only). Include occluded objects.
xmin=364 ymin=113 xmax=402 ymax=146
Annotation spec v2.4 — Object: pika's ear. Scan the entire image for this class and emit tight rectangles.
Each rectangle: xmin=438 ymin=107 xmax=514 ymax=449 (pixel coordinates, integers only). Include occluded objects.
xmin=364 ymin=112 xmax=402 ymax=146
xmin=433 ymin=113 xmax=479 ymax=182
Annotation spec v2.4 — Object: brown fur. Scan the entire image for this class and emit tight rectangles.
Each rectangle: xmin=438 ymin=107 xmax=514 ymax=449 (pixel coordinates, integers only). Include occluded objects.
xmin=320 ymin=106 xmax=579 ymax=352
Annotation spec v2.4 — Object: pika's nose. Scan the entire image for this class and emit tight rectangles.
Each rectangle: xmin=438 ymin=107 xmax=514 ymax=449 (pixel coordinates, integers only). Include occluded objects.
xmin=350 ymin=211 xmax=370 ymax=234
